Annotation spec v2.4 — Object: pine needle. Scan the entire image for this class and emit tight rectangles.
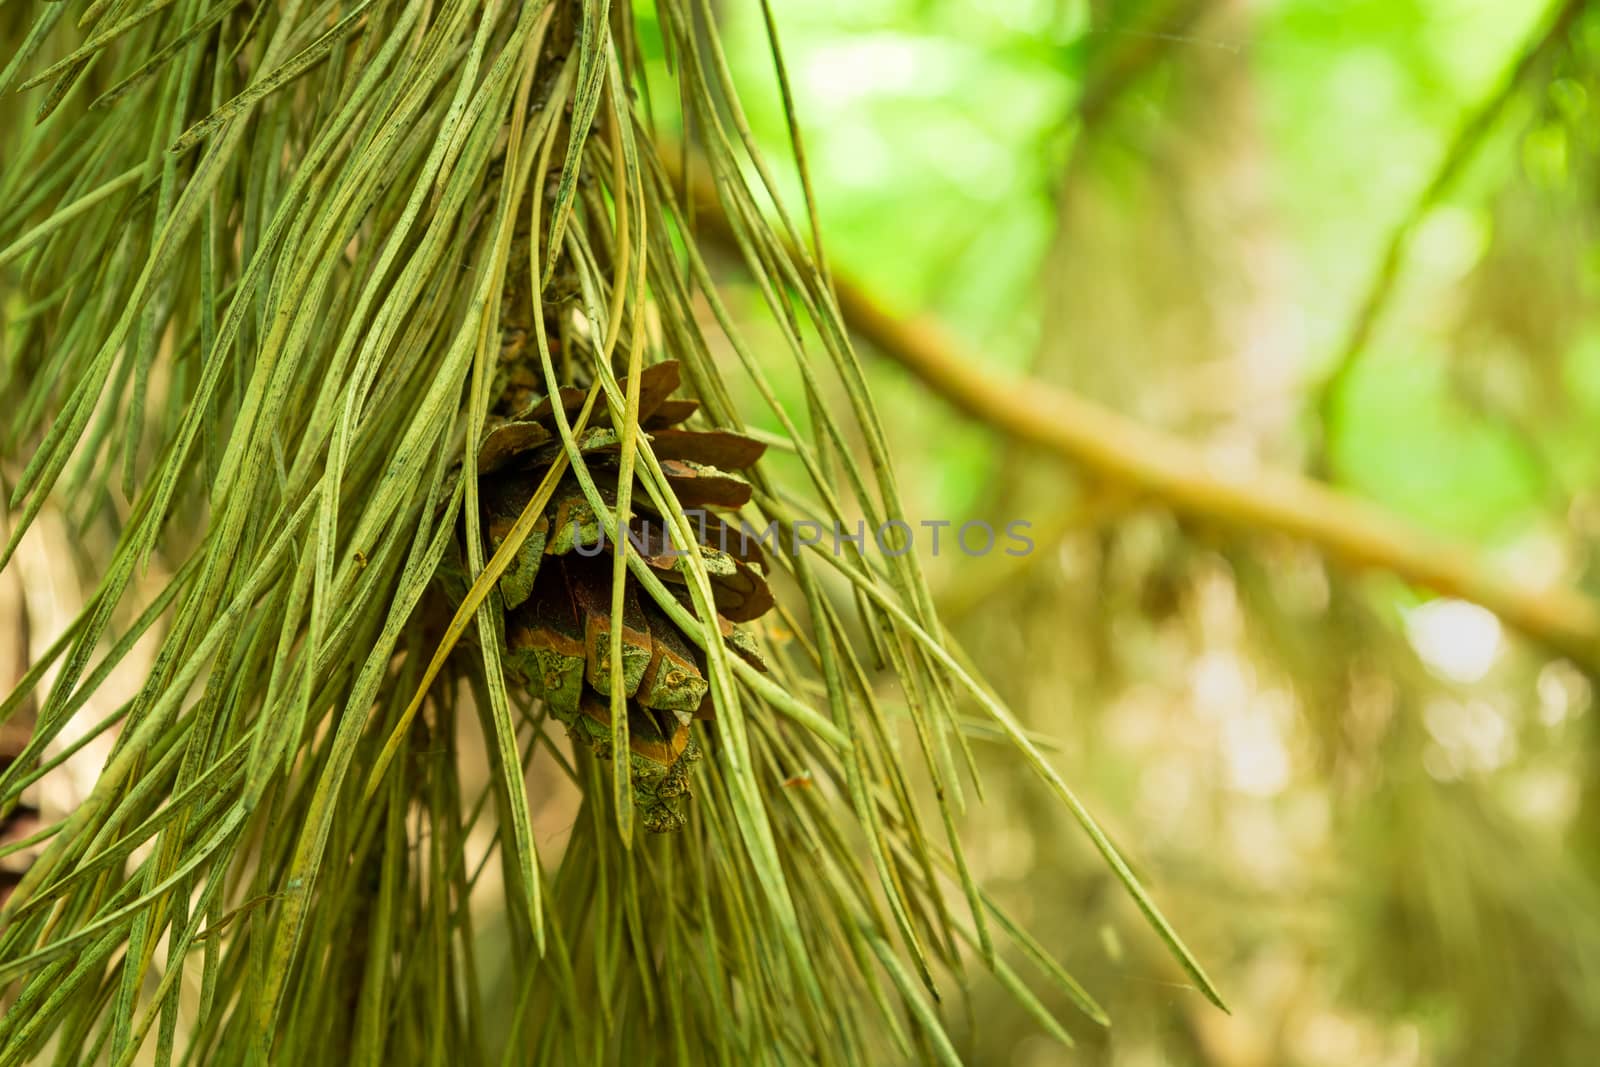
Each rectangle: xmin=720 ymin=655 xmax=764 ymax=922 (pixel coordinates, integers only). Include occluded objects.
xmin=0 ymin=2 xmax=1223 ymax=1061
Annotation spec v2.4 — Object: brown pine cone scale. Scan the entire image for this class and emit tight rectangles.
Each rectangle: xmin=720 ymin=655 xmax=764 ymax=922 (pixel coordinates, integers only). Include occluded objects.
xmin=477 ymin=361 xmax=773 ymax=831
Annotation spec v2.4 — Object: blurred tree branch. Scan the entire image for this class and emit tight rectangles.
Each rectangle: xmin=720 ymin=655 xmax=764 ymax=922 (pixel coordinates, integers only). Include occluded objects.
xmin=831 ymin=274 xmax=1600 ymax=668
xmin=663 ymin=148 xmax=1600 ymax=670
xmin=1310 ymin=0 xmax=1593 ymax=471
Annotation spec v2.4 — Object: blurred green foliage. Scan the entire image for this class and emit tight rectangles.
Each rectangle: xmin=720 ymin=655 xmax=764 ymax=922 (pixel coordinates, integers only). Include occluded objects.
xmin=698 ymin=0 xmax=1597 ymax=546
xmin=643 ymin=0 xmax=1600 ymax=1063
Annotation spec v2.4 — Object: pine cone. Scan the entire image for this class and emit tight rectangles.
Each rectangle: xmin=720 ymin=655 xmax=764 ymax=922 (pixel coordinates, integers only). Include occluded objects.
xmin=475 ymin=361 xmax=771 ymax=832
xmin=0 ymin=711 xmax=39 ymax=906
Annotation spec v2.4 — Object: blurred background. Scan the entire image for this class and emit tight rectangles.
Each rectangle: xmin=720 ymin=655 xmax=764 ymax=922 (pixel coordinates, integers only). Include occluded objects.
xmin=646 ymin=0 xmax=1600 ymax=1063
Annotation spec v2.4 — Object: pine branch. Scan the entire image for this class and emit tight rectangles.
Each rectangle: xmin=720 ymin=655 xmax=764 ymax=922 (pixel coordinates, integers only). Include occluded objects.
xmin=0 ymin=4 xmax=1227 ymax=1059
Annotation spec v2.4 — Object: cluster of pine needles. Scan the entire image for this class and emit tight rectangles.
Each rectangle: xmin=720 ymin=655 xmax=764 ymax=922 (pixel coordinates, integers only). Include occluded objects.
xmin=0 ymin=1 xmax=1220 ymax=1063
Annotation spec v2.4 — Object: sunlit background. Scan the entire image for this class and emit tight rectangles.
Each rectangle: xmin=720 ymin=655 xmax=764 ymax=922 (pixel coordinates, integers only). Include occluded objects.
xmin=649 ymin=0 xmax=1600 ymax=1063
